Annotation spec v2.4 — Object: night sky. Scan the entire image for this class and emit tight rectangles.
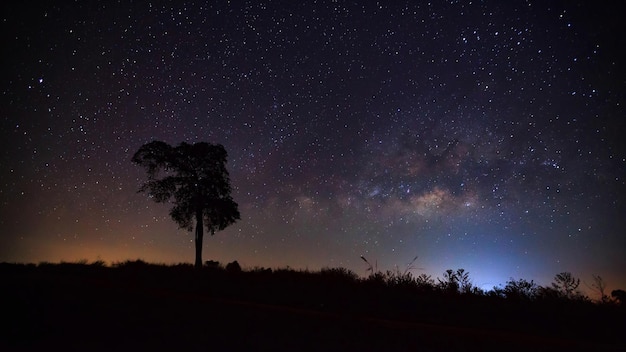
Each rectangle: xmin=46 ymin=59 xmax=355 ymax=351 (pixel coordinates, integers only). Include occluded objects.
xmin=2 ymin=1 xmax=625 ymax=292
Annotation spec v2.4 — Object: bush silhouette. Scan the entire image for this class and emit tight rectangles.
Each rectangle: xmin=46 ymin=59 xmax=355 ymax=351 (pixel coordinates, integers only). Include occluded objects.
xmin=225 ymin=260 xmax=242 ymax=273
xmin=551 ymin=272 xmax=581 ymax=298
xmin=612 ymin=289 xmax=626 ymax=305
xmin=3 ymin=261 xmax=625 ymax=351
xmin=503 ymin=278 xmax=539 ymax=301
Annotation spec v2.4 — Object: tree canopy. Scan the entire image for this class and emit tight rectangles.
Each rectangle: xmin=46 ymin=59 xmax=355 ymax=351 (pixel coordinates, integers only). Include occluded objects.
xmin=132 ymin=141 xmax=240 ymax=267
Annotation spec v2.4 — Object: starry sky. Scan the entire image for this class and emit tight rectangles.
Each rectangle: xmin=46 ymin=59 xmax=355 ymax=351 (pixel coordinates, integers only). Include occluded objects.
xmin=1 ymin=1 xmax=625 ymax=292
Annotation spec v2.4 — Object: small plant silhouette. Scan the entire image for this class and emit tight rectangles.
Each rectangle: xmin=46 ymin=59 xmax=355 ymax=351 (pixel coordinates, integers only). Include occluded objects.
xmin=586 ymin=274 xmax=610 ymax=303
xmin=502 ymin=278 xmax=539 ymax=301
xmin=360 ymin=255 xmax=378 ymax=276
xmin=611 ymin=289 xmax=626 ymax=305
xmin=226 ymin=260 xmax=242 ymax=273
xmin=551 ymin=272 xmax=581 ymax=298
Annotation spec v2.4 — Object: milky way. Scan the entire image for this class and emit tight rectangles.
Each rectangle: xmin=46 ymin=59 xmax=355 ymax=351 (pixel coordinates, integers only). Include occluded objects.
xmin=1 ymin=1 xmax=625 ymax=291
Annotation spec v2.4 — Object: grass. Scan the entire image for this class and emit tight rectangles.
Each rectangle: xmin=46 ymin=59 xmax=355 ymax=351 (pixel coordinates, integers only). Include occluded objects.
xmin=1 ymin=260 xmax=624 ymax=351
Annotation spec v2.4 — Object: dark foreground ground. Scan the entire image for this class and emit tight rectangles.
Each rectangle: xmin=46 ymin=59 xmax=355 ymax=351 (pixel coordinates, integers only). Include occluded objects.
xmin=2 ymin=263 xmax=625 ymax=351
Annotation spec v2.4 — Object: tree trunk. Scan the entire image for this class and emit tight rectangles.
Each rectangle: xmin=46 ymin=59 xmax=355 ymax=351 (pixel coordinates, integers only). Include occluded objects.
xmin=194 ymin=209 xmax=203 ymax=268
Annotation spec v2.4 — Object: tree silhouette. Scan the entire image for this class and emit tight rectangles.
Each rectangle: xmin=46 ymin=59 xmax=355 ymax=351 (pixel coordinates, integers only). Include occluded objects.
xmin=456 ymin=268 xmax=472 ymax=294
xmin=611 ymin=289 xmax=626 ymax=305
xmin=436 ymin=268 xmax=472 ymax=294
xmin=438 ymin=269 xmax=459 ymax=293
xmin=551 ymin=272 xmax=580 ymax=298
xmin=503 ymin=278 xmax=539 ymax=301
xmin=132 ymin=141 xmax=240 ymax=268
xmin=588 ymin=274 xmax=609 ymax=303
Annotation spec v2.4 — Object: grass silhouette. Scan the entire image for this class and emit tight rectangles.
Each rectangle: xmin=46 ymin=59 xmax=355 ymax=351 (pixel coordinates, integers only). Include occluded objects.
xmin=1 ymin=260 xmax=624 ymax=351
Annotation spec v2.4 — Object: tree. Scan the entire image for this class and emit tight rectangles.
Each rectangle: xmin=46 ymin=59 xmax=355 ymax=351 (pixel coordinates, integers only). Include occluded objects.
xmin=588 ymin=274 xmax=609 ymax=303
xmin=132 ymin=141 xmax=240 ymax=268
xmin=438 ymin=269 xmax=459 ymax=293
xmin=414 ymin=273 xmax=435 ymax=288
xmin=551 ymin=272 xmax=581 ymax=298
xmin=437 ymin=268 xmax=472 ymax=294
xmin=456 ymin=268 xmax=473 ymax=294
xmin=503 ymin=278 xmax=539 ymax=301
xmin=611 ymin=289 xmax=626 ymax=305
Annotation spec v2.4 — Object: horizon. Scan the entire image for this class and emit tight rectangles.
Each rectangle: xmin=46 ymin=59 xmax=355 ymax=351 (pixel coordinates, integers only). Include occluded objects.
xmin=2 ymin=243 xmax=619 ymax=297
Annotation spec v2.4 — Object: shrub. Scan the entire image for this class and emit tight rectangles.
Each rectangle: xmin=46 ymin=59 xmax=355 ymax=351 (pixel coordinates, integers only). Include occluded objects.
xmin=320 ymin=267 xmax=358 ymax=282
xmin=226 ymin=260 xmax=242 ymax=273
xmin=503 ymin=278 xmax=539 ymax=301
